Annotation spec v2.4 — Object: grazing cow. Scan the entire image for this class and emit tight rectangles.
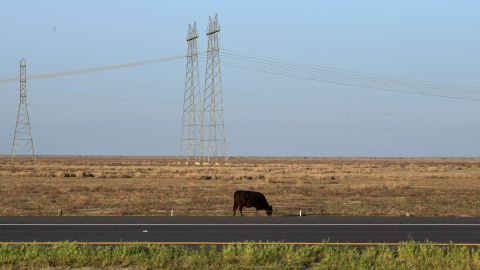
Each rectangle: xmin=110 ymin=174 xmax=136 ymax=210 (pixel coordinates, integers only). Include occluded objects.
xmin=233 ymin=190 xmax=273 ymax=216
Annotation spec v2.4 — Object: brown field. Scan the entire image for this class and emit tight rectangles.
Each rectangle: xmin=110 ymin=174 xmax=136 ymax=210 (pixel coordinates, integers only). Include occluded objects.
xmin=0 ymin=156 xmax=479 ymax=216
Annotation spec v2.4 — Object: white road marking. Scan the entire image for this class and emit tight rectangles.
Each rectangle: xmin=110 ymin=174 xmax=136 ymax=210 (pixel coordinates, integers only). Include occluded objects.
xmin=1 ymin=223 xmax=480 ymax=226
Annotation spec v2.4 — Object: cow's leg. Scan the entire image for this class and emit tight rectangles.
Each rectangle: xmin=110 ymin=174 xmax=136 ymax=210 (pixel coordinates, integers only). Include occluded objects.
xmin=233 ymin=202 xmax=238 ymax=216
xmin=239 ymin=206 xmax=244 ymax=216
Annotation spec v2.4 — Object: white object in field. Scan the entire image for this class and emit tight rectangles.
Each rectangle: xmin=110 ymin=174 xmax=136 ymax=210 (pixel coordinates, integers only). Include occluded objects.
xmin=171 ymin=210 xmax=174 ymax=216
xmin=142 ymin=230 xmax=148 ymax=233
xmin=299 ymin=210 xmax=302 ymax=217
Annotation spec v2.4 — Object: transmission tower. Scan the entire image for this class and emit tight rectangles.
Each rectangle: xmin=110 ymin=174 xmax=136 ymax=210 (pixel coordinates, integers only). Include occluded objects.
xmin=11 ymin=58 xmax=36 ymax=160
xmin=200 ymin=14 xmax=227 ymax=164
xmin=180 ymin=22 xmax=201 ymax=164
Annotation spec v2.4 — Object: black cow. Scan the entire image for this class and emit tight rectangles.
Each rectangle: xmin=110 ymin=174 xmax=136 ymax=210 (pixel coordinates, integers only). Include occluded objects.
xmin=233 ymin=190 xmax=273 ymax=216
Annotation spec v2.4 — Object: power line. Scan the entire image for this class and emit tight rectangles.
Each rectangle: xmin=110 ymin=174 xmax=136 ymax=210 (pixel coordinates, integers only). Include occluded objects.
xmin=222 ymin=49 xmax=480 ymax=93
xmin=217 ymin=59 xmax=480 ymax=101
xmin=1 ymin=48 xmax=478 ymax=101
xmin=0 ymin=53 xmax=202 ymax=84
xmin=216 ymin=50 xmax=480 ymax=101
xmin=219 ymin=54 xmax=480 ymax=97
xmin=218 ymin=53 xmax=480 ymax=98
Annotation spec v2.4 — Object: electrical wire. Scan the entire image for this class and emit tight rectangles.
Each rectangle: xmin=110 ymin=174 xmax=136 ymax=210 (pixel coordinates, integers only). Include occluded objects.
xmin=212 ymin=51 xmax=480 ymax=101
xmin=218 ymin=56 xmax=477 ymax=96
xmin=220 ymin=54 xmax=480 ymax=98
xmin=1 ymin=48 xmax=479 ymax=101
xmin=222 ymin=49 xmax=480 ymax=93
xmin=0 ymin=53 xmax=204 ymax=84
xmin=219 ymin=52 xmax=480 ymax=97
xmin=220 ymin=60 xmax=480 ymax=101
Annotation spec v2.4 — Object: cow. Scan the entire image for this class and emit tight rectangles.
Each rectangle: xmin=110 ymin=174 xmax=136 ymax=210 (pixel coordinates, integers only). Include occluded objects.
xmin=233 ymin=190 xmax=273 ymax=216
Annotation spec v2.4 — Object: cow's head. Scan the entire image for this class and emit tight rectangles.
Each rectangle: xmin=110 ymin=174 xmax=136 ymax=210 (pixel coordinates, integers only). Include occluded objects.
xmin=266 ymin=205 xmax=273 ymax=216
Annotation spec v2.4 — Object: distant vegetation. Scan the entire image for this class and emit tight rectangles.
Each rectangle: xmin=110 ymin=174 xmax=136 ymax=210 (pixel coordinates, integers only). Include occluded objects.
xmin=0 ymin=156 xmax=479 ymax=216
xmin=0 ymin=242 xmax=479 ymax=269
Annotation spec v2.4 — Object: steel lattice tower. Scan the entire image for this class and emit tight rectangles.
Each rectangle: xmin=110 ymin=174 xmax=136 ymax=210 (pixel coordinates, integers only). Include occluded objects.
xmin=201 ymin=14 xmax=227 ymax=163
xmin=11 ymin=58 xmax=36 ymax=160
xmin=180 ymin=22 xmax=202 ymax=163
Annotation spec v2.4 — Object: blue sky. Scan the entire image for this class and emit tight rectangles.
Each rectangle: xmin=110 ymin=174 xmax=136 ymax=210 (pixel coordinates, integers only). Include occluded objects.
xmin=1 ymin=1 xmax=480 ymax=156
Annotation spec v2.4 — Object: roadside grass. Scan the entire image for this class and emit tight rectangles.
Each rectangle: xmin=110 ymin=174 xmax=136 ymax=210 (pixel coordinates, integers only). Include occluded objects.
xmin=0 ymin=242 xmax=479 ymax=269
xmin=1 ymin=156 xmax=480 ymax=216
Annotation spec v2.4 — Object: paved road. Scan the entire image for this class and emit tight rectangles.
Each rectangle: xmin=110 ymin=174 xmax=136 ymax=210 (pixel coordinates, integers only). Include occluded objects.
xmin=1 ymin=216 xmax=480 ymax=243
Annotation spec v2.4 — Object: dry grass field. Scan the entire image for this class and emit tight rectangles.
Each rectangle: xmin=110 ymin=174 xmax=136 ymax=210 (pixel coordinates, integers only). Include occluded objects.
xmin=0 ymin=156 xmax=479 ymax=216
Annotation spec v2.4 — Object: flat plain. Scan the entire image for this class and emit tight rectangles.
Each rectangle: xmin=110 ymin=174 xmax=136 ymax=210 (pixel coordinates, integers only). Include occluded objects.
xmin=0 ymin=156 xmax=479 ymax=216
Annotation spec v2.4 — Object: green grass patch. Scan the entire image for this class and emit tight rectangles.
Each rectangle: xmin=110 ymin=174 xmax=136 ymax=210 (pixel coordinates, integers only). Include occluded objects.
xmin=0 ymin=242 xmax=479 ymax=269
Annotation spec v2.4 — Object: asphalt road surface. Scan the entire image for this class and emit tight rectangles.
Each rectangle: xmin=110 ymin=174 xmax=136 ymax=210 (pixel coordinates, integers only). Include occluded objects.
xmin=1 ymin=216 xmax=480 ymax=243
